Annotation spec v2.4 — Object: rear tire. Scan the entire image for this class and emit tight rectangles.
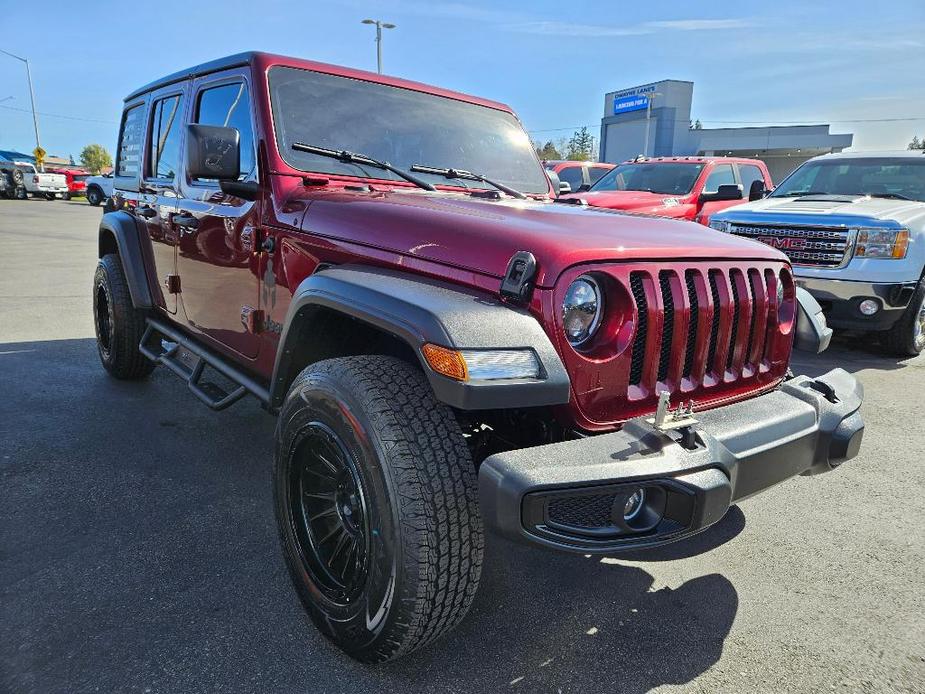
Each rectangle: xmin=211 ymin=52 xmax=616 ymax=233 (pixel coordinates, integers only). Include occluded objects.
xmin=881 ymin=276 xmax=925 ymax=357
xmin=44 ymin=193 xmax=56 ymax=201
xmin=274 ymin=355 xmax=484 ymax=663
xmin=93 ymin=254 xmax=155 ymax=379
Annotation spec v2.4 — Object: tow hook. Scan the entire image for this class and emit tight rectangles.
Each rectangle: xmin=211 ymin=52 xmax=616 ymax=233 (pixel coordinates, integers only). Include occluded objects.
xmin=646 ymin=391 xmax=700 ymax=449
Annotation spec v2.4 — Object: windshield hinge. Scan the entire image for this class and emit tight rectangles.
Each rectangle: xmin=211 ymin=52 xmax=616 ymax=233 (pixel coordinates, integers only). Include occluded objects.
xmin=500 ymin=251 xmax=537 ymax=304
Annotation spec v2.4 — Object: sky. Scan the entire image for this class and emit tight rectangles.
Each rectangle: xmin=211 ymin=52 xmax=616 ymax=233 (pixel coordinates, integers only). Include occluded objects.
xmin=1 ymin=0 xmax=924 ymax=161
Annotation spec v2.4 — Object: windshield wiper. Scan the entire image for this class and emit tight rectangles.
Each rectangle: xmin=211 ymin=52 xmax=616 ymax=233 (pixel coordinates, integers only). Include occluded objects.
xmin=869 ymin=192 xmax=912 ymax=200
xmin=291 ymin=143 xmax=436 ymax=191
xmin=409 ymin=164 xmax=526 ymax=199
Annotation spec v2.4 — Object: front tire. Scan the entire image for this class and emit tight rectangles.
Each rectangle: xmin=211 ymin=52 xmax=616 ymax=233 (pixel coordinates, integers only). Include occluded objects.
xmin=93 ymin=254 xmax=155 ymax=379
xmin=86 ymin=186 xmax=102 ymax=206
xmin=274 ymin=355 xmax=484 ymax=663
xmin=881 ymin=276 xmax=925 ymax=356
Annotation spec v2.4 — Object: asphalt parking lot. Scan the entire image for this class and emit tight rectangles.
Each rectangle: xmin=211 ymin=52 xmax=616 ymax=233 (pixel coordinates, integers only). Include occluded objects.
xmin=1 ymin=198 xmax=923 ymax=693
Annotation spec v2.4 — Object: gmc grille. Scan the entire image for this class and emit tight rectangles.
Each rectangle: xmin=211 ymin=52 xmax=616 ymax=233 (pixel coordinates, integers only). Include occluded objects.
xmin=728 ymin=224 xmax=853 ymax=267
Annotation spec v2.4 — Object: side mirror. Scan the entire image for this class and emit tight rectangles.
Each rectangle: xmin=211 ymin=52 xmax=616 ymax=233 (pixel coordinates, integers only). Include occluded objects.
xmin=559 ymin=181 xmax=572 ymax=194
xmin=575 ymin=183 xmax=591 ymax=193
xmin=749 ymin=179 xmax=768 ymax=201
xmin=186 ymin=124 xmax=240 ymax=180
xmin=701 ymin=183 xmax=743 ymax=203
xmin=794 ymin=287 xmax=833 ymax=353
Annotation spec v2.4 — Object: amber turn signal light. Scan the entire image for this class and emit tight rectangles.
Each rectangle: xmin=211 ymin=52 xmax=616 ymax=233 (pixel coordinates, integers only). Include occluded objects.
xmin=422 ymin=343 xmax=468 ymax=381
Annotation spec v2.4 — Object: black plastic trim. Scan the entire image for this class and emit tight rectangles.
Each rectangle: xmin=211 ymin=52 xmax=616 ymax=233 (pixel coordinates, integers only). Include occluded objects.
xmin=479 ymin=368 xmax=864 ymax=553
xmin=269 ymin=265 xmax=571 ymax=411
xmin=98 ymin=211 xmax=153 ymax=309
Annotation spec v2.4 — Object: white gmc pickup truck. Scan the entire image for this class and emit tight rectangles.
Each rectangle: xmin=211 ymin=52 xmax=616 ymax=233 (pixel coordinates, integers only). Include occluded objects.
xmin=710 ymin=151 xmax=925 ymax=356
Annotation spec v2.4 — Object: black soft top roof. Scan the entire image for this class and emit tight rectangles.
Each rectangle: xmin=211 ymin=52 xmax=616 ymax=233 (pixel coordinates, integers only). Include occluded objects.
xmin=124 ymin=52 xmax=256 ymax=102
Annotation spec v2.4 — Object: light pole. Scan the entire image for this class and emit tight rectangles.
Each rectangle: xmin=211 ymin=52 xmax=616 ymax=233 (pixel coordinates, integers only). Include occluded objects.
xmin=1 ymin=49 xmax=42 ymax=169
xmin=642 ymin=92 xmax=662 ymax=158
xmin=361 ymin=19 xmax=396 ymax=74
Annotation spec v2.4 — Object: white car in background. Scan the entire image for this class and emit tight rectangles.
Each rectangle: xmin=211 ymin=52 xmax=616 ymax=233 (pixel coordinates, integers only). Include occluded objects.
xmin=84 ymin=173 xmax=114 ymax=206
xmin=2 ymin=161 xmax=69 ymax=200
xmin=710 ymin=151 xmax=925 ymax=355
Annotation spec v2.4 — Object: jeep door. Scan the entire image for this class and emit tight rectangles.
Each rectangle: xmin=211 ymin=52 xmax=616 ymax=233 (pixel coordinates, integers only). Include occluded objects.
xmin=138 ymin=87 xmax=188 ymax=315
xmin=175 ymin=70 xmax=261 ymax=359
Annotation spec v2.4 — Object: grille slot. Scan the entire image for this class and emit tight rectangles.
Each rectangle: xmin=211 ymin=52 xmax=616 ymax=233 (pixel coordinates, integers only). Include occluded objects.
xmin=725 ymin=271 xmax=742 ymax=371
xmin=706 ymin=271 xmax=722 ymax=374
xmin=745 ymin=269 xmax=762 ymax=363
xmin=547 ymin=494 xmax=615 ymax=529
xmin=683 ymin=271 xmax=699 ymax=378
xmin=657 ymin=271 xmax=674 ymax=383
xmin=629 ymin=272 xmax=647 ymax=386
xmin=729 ymin=224 xmax=851 ymax=267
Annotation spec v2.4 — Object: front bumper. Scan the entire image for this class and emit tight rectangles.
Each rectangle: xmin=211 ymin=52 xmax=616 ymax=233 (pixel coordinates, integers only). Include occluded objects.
xmin=479 ymin=368 xmax=864 ymax=553
xmin=797 ymin=277 xmax=917 ymax=330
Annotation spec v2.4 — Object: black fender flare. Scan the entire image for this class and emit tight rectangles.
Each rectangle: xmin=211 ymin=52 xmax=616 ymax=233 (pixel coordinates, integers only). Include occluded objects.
xmin=269 ymin=265 xmax=571 ymax=411
xmin=98 ymin=211 xmax=153 ymax=309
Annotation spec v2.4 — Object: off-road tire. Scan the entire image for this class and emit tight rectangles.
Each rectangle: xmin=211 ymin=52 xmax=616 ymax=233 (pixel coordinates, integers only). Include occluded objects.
xmin=881 ymin=275 xmax=925 ymax=357
xmin=14 ymin=186 xmax=27 ymax=200
xmin=274 ymin=355 xmax=484 ymax=663
xmin=93 ymin=254 xmax=155 ymax=379
xmin=10 ymin=169 xmax=24 ymax=186
xmin=86 ymin=186 xmax=103 ymax=206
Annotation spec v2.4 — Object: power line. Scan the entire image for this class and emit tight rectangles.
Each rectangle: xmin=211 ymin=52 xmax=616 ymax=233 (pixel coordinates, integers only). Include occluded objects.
xmin=528 ymin=115 xmax=925 ymax=134
xmin=0 ymin=104 xmax=116 ymax=125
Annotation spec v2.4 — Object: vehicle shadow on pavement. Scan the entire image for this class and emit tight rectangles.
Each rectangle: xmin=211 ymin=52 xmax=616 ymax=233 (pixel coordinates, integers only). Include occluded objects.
xmin=791 ymin=331 xmax=914 ymax=377
xmin=388 ymin=537 xmax=739 ymax=693
xmin=1 ymin=337 xmax=736 ymax=694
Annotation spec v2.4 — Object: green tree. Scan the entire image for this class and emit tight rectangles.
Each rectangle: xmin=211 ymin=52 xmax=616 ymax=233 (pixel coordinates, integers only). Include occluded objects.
xmin=908 ymin=136 xmax=924 ymax=150
xmin=691 ymin=119 xmax=703 ymax=130
xmin=565 ymin=127 xmax=595 ymax=161
xmin=535 ymin=140 xmax=562 ymax=160
xmin=80 ymin=144 xmax=113 ymax=174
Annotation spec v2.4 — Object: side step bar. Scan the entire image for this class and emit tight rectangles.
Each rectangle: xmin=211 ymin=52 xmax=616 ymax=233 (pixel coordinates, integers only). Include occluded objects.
xmin=139 ymin=318 xmax=270 ymax=410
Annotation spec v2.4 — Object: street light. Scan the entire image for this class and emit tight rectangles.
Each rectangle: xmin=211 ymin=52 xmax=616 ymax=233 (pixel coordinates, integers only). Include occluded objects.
xmin=0 ymin=49 xmax=42 ymax=169
xmin=361 ymin=19 xmax=396 ymax=74
xmin=642 ymin=92 xmax=662 ymax=158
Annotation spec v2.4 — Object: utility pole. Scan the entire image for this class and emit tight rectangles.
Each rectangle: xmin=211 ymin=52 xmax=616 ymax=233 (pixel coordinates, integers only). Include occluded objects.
xmin=642 ymin=92 xmax=662 ymax=158
xmin=0 ymin=49 xmax=42 ymax=169
xmin=361 ymin=19 xmax=396 ymax=74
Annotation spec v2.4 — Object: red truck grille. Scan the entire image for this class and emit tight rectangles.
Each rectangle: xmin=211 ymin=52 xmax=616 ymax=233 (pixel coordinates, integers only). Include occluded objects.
xmin=552 ymin=260 xmax=795 ymax=430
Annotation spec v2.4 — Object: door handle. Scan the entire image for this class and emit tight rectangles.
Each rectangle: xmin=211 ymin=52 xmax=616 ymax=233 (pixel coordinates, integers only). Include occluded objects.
xmin=172 ymin=213 xmax=199 ymax=229
xmin=137 ymin=207 xmax=157 ymax=219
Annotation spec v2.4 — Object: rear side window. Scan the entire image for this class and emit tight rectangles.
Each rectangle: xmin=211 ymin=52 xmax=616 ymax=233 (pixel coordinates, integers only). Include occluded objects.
xmin=558 ymin=166 xmax=584 ymax=191
xmin=589 ymin=166 xmax=611 ymax=184
xmin=738 ymin=164 xmax=766 ymax=193
xmin=703 ymin=164 xmax=735 ymax=192
xmin=194 ymin=82 xmax=256 ymax=181
xmin=116 ymin=104 xmax=144 ymax=177
xmin=148 ymin=95 xmax=185 ymax=180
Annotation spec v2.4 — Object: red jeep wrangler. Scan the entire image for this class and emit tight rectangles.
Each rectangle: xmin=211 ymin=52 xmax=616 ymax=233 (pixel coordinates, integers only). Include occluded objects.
xmin=564 ymin=156 xmax=773 ymax=225
xmin=93 ymin=52 xmax=863 ymax=663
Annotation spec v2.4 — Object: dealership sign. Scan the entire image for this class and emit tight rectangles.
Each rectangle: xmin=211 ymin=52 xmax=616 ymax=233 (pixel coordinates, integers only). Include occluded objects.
xmin=613 ymin=94 xmax=649 ymax=115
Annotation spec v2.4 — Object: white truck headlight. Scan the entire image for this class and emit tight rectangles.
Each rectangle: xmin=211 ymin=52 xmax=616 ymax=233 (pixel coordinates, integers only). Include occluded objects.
xmin=855 ymin=229 xmax=909 ymax=259
xmin=563 ymin=275 xmax=603 ymax=347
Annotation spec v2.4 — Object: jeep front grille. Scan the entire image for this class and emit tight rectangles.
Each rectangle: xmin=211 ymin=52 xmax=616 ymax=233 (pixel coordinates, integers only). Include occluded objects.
xmin=728 ymin=224 xmax=853 ymax=268
xmin=558 ymin=260 xmax=794 ymax=428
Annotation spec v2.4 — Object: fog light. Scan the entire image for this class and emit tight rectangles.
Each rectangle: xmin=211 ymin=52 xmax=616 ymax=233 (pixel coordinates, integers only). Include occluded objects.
xmin=858 ymin=299 xmax=880 ymax=316
xmin=623 ymin=488 xmax=646 ymax=521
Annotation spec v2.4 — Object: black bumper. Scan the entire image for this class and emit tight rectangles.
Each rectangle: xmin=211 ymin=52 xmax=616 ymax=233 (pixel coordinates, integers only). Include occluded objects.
xmin=478 ymin=369 xmax=864 ymax=553
xmin=803 ymin=281 xmax=917 ymax=331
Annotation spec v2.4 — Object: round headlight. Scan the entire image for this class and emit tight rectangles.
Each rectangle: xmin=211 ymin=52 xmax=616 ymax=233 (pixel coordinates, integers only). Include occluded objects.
xmin=563 ymin=275 xmax=603 ymax=346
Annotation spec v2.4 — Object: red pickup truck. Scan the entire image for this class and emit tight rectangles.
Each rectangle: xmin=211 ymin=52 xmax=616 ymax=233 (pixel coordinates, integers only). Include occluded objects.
xmin=564 ymin=156 xmax=773 ymax=225
xmin=47 ymin=167 xmax=90 ymax=200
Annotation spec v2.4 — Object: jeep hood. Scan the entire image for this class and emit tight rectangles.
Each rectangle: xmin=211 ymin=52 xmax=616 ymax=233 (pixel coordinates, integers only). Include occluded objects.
xmin=713 ymin=194 xmax=925 ymax=229
xmin=299 ymin=189 xmax=784 ymax=287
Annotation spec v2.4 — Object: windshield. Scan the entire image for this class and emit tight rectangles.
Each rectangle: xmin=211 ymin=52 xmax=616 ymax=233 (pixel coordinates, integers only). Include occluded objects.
xmin=590 ymin=162 xmax=704 ymax=195
xmin=772 ymin=158 xmax=925 ymax=202
xmin=269 ymin=66 xmax=549 ymax=194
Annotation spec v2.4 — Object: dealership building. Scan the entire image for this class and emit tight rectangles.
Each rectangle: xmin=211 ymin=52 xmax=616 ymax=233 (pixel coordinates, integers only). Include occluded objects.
xmin=599 ymin=80 xmax=853 ymax=183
